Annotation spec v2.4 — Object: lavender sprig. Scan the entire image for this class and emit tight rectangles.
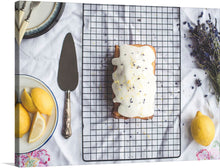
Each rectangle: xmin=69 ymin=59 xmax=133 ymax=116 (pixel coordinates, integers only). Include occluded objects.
xmin=184 ymin=12 xmax=220 ymax=102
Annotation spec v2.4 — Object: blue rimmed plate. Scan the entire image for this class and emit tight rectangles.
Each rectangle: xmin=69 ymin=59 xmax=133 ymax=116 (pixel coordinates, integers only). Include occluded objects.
xmin=19 ymin=1 xmax=65 ymax=39
xmin=15 ymin=74 xmax=58 ymax=154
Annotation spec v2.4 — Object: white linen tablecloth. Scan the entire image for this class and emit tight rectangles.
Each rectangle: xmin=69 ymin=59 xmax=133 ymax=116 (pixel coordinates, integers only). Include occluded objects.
xmin=15 ymin=3 xmax=220 ymax=166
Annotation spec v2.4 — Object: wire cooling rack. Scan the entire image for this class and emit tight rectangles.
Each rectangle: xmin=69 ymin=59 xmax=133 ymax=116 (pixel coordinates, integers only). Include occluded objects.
xmin=82 ymin=3 xmax=181 ymax=161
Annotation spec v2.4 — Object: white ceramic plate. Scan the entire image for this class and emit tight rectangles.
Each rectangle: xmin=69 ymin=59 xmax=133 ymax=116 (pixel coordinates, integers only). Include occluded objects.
xmin=15 ymin=74 xmax=58 ymax=154
xmin=15 ymin=1 xmax=65 ymax=38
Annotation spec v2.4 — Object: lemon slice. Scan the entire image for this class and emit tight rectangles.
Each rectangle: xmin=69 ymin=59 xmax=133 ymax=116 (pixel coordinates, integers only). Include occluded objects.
xmin=28 ymin=112 xmax=46 ymax=143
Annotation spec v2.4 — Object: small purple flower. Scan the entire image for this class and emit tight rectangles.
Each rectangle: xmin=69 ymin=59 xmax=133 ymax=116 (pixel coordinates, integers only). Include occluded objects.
xmin=187 ymin=22 xmax=194 ymax=30
xmin=198 ymin=12 xmax=204 ymax=18
xmin=204 ymin=52 xmax=209 ymax=58
xmin=201 ymin=23 xmax=206 ymax=30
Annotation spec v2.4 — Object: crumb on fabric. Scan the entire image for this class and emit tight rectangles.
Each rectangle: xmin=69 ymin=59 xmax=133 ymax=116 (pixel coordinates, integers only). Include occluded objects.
xmin=195 ymin=78 xmax=202 ymax=87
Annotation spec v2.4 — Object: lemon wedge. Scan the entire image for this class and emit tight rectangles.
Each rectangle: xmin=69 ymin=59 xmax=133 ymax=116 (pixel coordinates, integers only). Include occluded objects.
xmin=15 ymin=103 xmax=31 ymax=138
xmin=28 ymin=112 xmax=46 ymax=143
xmin=31 ymin=88 xmax=53 ymax=116
xmin=21 ymin=88 xmax=38 ymax=113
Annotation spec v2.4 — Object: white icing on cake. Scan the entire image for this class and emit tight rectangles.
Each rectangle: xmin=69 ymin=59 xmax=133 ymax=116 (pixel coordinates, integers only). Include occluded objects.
xmin=112 ymin=44 xmax=156 ymax=118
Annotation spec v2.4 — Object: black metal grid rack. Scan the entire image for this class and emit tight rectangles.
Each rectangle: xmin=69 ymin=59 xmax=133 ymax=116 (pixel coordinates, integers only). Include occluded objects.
xmin=82 ymin=3 xmax=181 ymax=161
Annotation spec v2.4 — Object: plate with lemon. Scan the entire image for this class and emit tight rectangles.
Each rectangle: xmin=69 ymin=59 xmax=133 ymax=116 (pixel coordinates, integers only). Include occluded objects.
xmin=15 ymin=74 xmax=58 ymax=154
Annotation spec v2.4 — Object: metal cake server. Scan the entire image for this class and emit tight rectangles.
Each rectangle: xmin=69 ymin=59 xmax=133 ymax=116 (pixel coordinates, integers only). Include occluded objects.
xmin=58 ymin=33 xmax=78 ymax=139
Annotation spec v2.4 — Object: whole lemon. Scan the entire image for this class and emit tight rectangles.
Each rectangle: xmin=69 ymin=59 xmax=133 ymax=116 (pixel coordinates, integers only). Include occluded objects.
xmin=31 ymin=87 xmax=53 ymax=116
xmin=15 ymin=103 xmax=31 ymax=138
xmin=191 ymin=111 xmax=215 ymax=146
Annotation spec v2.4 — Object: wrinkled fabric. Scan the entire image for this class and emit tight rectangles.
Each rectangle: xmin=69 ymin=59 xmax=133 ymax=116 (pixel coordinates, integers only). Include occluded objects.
xmin=16 ymin=3 xmax=220 ymax=166
xmin=180 ymin=7 xmax=220 ymax=161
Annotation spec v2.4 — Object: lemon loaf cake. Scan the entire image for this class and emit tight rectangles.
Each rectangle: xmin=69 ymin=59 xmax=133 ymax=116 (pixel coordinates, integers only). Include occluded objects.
xmin=112 ymin=44 xmax=156 ymax=119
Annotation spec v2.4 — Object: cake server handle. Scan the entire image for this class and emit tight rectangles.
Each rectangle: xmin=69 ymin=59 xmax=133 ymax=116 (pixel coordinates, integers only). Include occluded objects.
xmin=62 ymin=90 xmax=72 ymax=138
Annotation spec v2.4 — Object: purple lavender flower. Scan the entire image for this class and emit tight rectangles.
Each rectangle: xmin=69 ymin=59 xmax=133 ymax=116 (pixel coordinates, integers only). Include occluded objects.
xmin=184 ymin=12 xmax=220 ymax=102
